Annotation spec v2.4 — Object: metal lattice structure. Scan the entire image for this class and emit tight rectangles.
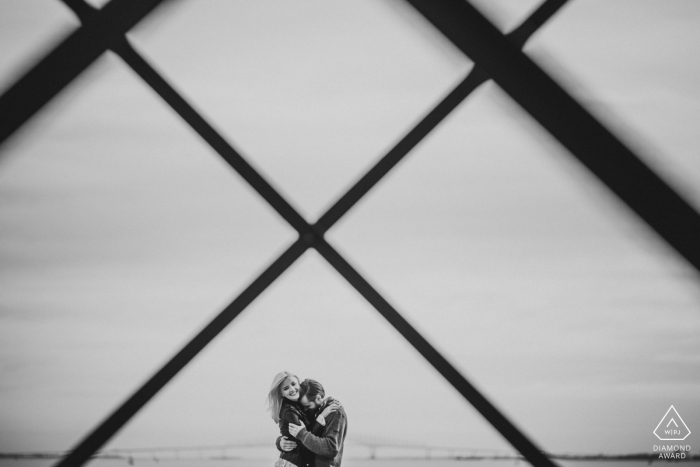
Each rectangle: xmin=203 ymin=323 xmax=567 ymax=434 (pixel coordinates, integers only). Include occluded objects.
xmin=1 ymin=1 xmax=699 ymax=466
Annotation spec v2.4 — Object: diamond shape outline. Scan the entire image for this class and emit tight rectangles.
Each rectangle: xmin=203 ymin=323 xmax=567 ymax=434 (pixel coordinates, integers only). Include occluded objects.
xmin=654 ymin=406 xmax=691 ymax=441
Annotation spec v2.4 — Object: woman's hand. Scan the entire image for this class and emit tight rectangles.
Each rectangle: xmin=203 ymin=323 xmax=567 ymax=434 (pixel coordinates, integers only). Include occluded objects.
xmin=288 ymin=422 xmax=305 ymax=437
xmin=320 ymin=400 xmax=342 ymax=419
xmin=280 ymin=436 xmax=297 ymax=452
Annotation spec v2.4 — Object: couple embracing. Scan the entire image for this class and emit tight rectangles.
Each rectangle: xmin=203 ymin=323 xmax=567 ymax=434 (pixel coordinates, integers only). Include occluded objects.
xmin=267 ymin=371 xmax=348 ymax=467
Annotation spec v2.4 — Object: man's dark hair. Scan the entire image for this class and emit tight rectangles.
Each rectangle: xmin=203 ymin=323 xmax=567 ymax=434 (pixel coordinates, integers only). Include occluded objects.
xmin=300 ymin=379 xmax=325 ymax=400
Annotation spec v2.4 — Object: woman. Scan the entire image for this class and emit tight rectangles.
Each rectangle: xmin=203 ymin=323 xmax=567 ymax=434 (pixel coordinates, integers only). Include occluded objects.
xmin=267 ymin=371 xmax=339 ymax=467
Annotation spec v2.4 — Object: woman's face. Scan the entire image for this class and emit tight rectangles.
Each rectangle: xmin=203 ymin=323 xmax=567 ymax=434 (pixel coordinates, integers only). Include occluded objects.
xmin=280 ymin=376 xmax=300 ymax=401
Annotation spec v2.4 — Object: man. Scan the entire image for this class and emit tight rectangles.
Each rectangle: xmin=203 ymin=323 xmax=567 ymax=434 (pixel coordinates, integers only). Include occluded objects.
xmin=278 ymin=379 xmax=348 ymax=467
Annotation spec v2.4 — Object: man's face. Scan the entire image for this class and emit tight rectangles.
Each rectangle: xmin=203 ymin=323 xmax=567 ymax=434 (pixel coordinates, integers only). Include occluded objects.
xmin=300 ymin=393 xmax=323 ymax=411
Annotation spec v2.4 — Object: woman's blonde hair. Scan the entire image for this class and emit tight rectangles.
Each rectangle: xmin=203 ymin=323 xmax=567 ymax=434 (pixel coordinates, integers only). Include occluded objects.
xmin=267 ymin=371 xmax=299 ymax=423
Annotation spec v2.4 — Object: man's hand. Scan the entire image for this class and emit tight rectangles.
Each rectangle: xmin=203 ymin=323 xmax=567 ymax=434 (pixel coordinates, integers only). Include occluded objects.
xmin=280 ymin=436 xmax=297 ymax=451
xmin=288 ymin=422 xmax=305 ymax=437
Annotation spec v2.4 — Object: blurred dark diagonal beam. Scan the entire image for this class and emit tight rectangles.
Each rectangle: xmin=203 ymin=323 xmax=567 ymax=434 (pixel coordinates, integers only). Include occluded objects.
xmin=315 ymin=5 xmax=568 ymax=467
xmin=315 ymin=68 xmax=488 ymax=233
xmin=54 ymin=239 xmax=310 ymax=467
xmin=46 ymin=1 xmax=566 ymax=466
xmin=51 ymin=34 xmax=320 ymax=467
xmin=0 ymin=0 xmax=171 ymax=148
xmin=1 ymin=0 xmax=587 ymax=465
xmin=51 ymin=0 xmax=309 ymax=234
xmin=92 ymin=5 xmax=563 ymax=464
xmin=315 ymin=0 xmax=568 ymax=234
xmin=407 ymin=0 xmax=700 ymax=274
xmin=0 ymin=0 xmax=567 ymax=465
xmin=314 ymin=239 xmax=560 ymax=467
xmin=60 ymin=0 xmax=98 ymax=23
xmin=117 ymin=4 xmax=568 ymax=462
xmin=506 ymin=0 xmax=568 ymax=49
xmin=111 ymin=38 xmax=311 ymax=235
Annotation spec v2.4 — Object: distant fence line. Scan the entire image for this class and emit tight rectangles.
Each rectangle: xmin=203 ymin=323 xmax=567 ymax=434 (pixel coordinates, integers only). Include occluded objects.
xmin=2 ymin=440 xmax=699 ymax=463
xmin=0 ymin=436 xmax=519 ymax=460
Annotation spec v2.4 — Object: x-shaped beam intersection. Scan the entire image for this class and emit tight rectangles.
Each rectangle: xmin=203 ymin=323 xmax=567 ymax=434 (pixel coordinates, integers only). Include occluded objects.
xmin=1 ymin=1 xmax=698 ymax=466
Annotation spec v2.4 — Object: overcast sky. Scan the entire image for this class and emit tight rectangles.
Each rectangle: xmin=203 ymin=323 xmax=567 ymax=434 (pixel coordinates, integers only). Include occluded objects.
xmin=1 ymin=0 xmax=699 ymax=459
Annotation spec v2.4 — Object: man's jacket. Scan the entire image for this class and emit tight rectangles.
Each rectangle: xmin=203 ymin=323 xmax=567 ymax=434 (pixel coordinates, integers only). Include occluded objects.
xmin=296 ymin=399 xmax=348 ymax=467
